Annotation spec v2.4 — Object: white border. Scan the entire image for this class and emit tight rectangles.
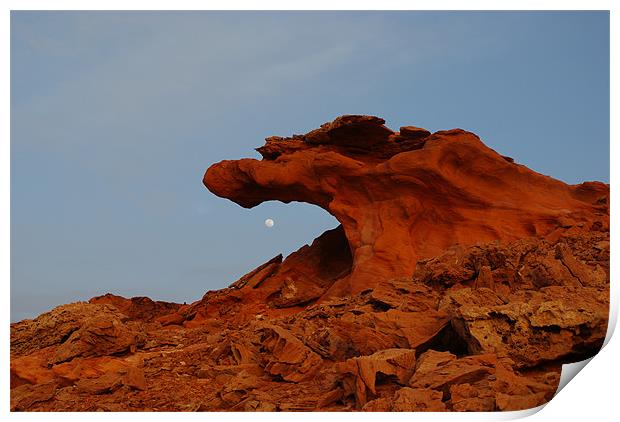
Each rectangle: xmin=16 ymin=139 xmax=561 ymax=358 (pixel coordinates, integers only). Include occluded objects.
xmin=3 ymin=1 xmax=616 ymax=420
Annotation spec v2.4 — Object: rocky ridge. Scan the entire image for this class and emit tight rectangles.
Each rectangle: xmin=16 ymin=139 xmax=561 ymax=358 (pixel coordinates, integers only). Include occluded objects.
xmin=10 ymin=116 xmax=609 ymax=412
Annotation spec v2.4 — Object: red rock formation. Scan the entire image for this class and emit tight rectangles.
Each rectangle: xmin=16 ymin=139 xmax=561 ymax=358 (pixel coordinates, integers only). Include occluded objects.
xmin=10 ymin=116 xmax=609 ymax=412
xmin=88 ymin=294 xmax=182 ymax=322
xmin=204 ymin=115 xmax=608 ymax=296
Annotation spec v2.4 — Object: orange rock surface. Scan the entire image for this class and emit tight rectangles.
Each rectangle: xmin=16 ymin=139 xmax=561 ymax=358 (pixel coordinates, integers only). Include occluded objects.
xmin=204 ymin=115 xmax=608 ymax=296
xmin=10 ymin=116 xmax=609 ymax=411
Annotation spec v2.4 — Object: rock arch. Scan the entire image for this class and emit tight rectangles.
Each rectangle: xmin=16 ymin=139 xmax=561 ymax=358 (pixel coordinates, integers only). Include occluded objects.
xmin=204 ymin=115 xmax=608 ymax=298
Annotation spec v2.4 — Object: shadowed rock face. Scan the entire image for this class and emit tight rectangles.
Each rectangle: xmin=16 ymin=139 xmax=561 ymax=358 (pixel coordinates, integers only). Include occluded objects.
xmin=204 ymin=115 xmax=608 ymax=295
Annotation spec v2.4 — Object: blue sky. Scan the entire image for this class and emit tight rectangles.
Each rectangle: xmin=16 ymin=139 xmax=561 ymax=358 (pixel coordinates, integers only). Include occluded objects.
xmin=10 ymin=11 xmax=609 ymax=322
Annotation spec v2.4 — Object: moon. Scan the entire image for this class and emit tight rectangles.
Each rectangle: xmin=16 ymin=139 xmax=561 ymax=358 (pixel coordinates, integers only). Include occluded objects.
xmin=264 ymin=218 xmax=274 ymax=228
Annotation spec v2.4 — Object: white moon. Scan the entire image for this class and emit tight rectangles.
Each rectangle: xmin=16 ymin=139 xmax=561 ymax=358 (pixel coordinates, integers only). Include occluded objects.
xmin=264 ymin=218 xmax=274 ymax=228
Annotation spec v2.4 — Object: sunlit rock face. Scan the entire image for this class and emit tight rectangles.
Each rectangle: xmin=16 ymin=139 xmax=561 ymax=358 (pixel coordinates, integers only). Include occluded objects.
xmin=204 ymin=115 xmax=609 ymax=296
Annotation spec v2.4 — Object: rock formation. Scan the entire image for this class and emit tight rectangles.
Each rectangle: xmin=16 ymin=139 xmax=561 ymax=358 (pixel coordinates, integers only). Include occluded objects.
xmin=204 ymin=115 xmax=608 ymax=296
xmin=10 ymin=116 xmax=609 ymax=412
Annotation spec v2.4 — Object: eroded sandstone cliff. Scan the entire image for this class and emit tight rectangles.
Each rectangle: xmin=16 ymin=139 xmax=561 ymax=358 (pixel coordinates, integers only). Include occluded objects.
xmin=10 ymin=116 xmax=609 ymax=412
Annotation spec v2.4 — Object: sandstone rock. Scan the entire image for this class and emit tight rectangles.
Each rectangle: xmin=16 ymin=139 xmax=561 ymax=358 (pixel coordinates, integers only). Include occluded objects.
xmin=399 ymin=126 xmax=431 ymax=140
xmin=554 ymin=243 xmax=599 ymax=287
xmin=68 ymin=363 xmax=145 ymax=397
xmin=10 ymin=381 xmax=59 ymax=411
xmin=339 ymin=348 xmax=416 ymax=406
xmin=450 ymin=383 xmax=495 ymax=411
xmin=229 ymin=254 xmax=282 ymax=289
xmin=89 ymin=294 xmax=181 ymax=322
xmin=361 ymin=396 xmax=392 ymax=411
xmin=215 ymin=366 xmax=265 ymax=406
xmin=255 ymin=324 xmax=323 ymax=382
xmin=474 ymin=265 xmax=494 ymax=290
xmin=271 ymin=275 xmax=326 ymax=308
xmin=75 ymin=371 xmax=124 ymax=395
xmin=288 ymin=280 xmax=449 ymax=361
xmin=393 ymin=387 xmax=446 ymax=411
xmin=445 ymin=286 xmax=608 ymax=367
xmin=53 ymin=315 xmax=138 ymax=364
xmin=205 ymin=115 xmax=607 ymax=295
xmin=122 ymin=366 xmax=147 ymax=391
xmin=155 ymin=312 xmax=185 ymax=326
xmin=363 ymin=387 xmax=445 ymax=411
xmin=231 ymin=396 xmax=277 ymax=411
xmin=266 ymin=225 xmax=352 ymax=307
xmin=303 ymin=115 xmax=393 ymax=147
xmin=355 ymin=349 xmax=416 ymax=393
xmin=495 ymin=392 xmax=548 ymax=411
xmin=371 ymin=309 xmax=450 ymax=350
xmin=183 ymin=225 xmax=352 ymax=329
xmin=209 ymin=338 xmax=257 ymax=366
xmin=10 ymin=302 xmax=129 ymax=357
xmin=489 ymin=363 xmax=558 ymax=411
xmin=409 ymin=351 xmax=494 ymax=393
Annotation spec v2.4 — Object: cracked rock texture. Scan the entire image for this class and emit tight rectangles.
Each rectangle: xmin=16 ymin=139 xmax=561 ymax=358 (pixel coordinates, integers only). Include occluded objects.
xmin=11 ymin=116 xmax=609 ymax=411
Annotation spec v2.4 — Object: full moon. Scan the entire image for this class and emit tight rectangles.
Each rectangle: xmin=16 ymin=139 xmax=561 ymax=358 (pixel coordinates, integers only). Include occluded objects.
xmin=264 ymin=218 xmax=274 ymax=228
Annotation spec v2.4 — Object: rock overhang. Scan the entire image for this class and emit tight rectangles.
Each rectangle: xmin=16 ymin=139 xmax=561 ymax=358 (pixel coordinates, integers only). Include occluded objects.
xmin=203 ymin=115 xmax=609 ymax=295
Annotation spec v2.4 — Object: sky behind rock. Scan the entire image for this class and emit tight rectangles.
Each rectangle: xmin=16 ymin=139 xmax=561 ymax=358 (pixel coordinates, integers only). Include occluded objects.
xmin=11 ymin=11 xmax=609 ymax=322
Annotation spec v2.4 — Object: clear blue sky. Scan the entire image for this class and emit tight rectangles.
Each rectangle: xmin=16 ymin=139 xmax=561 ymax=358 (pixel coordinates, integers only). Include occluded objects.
xmin=11 ymin=11 xmax=609 ymax=322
